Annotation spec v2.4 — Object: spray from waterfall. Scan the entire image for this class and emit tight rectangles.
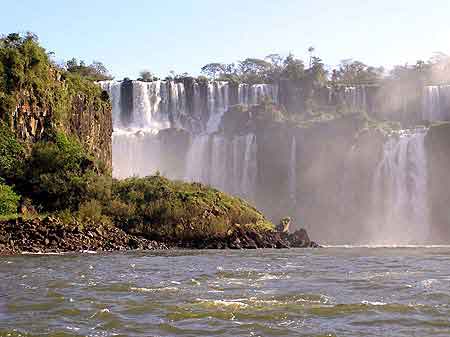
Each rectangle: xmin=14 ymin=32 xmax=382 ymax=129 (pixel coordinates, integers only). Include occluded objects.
xmin=422 ymin=85 xmax=450 ymax=121
xmin=371 ymin=129 xmax=430 ymax=244
xmin=288 ymin=136 xmax=297 ymax=203
xmin=102 ymin=79 xmax=276 ymax=202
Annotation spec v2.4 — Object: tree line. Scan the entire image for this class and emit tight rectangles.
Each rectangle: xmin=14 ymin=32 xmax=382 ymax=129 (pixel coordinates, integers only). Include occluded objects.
xmin=138 ymin=49 xmax=450 ymax=87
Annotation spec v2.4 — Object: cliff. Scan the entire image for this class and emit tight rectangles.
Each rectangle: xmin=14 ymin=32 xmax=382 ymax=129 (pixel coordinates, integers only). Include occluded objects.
xmin=10 ymin=73 xmax=112 ymax=169
xmin=426 ymin=123 xmax=450 ymax=241
xmin=0 ymin=34 xmax=112 ymax=169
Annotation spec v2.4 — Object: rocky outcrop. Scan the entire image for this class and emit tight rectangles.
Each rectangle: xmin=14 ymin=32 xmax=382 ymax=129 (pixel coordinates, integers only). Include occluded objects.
xmin=10 ymin=72 xmax=112 ymax=169
xmin=0 ymin=217 xmax=167 ymax=255
xmin=426 ymin=123 xmax=450 ymax=241
xmin=0 ymin=217 xmax=319 ymax=254
xmin=68 ymin=93 xmax=112 ymax=168
xmin=255 ymin=114 xmax=370 ymax=241
xmin=175 ymin=224 xmax=319 ymax=249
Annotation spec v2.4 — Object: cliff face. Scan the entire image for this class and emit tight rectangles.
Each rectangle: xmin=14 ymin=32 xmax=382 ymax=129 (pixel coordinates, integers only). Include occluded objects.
xmin=0 ymin=34 xmax=112 ymax=171
xmin=254 ymin=115 xmax=385 ymax=242
xmin=67 ymin=93 xmax=112 ymax=169
xmin=426 ymin=123 xmax=450 ymax=241
xmin=11 ymin=78 xmax=112 ymax=170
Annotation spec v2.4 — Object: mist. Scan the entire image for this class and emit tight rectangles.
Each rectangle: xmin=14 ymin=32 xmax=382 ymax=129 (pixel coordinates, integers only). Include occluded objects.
xmin=101 ymin=54 xmax=450 ymax=245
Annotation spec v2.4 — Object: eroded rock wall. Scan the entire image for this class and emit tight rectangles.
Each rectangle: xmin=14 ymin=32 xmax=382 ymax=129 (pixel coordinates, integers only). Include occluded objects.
xmin=10 ymin=77 xmax=112 ymax=169
xmin=426 ymin=123 xmax=450 ymax=241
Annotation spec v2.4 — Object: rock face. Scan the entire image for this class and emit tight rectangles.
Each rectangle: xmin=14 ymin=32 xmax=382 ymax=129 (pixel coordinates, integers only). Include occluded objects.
xmin=176 ymin=224 xmax=319 ymax=249
xmin=67 ymin=93 xmax=112 ymax=169
xmin=11 ymin=73 xmax=112 ymax=169
xmin=255 ymin=114 xmax=374 ymax=242
xmin=0 ymin=218 xmax=319 ymax=254
xmin=426 ymin=123 xmax=450 ymax=241
xmin=0 ymin=217 xmax=167 ymax=255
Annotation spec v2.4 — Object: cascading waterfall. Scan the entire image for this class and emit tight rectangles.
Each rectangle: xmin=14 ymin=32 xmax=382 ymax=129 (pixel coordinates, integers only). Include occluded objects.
xmin=100 ymin=78 xmax=444 ymax=243
xmin=184 ymin=134 xmax=258 ymax=200
xmin=338 ymin=86 xmax=368 ymax=112
xmin=372 ymin=129 xmax=429 ymax=244
xmin=102 ymin=79 xmax=276 ymax=201
xmin=288 ymin=136 xmax=297 ymax=203
xmin=422 ymin=85 xmax=450 ymax=121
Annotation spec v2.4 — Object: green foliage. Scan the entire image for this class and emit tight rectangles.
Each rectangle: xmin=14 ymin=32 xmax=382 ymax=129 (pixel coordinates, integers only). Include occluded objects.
xmin=107 ymin=175 xmax=274 ymax=241
xmin=0 ymin=32 xmax=111 ymax=127
xmin=77 ymin=199 xmax=110 ymax=224
xmin=0 ymin=180 xmax=20 ymax=216
xmin=331 ymin=59 xmax=384 ymax=85
xmin=66 ymin=58 xmax=112 ymax=81
xmin=0 ymin=121 xmax=24 ymax=178
xmin=281 ymin=53 xmax=305 ymax=81
xmin=0 ymin=32 xmax=57 ymax=121
xmin=138 ymin=70 xmax=159 ymax=82
xmin=19 ymin=132 xmax=106 ymax=212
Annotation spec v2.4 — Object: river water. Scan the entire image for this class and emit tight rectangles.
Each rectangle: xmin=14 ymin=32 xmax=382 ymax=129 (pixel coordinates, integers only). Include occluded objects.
xmin=1 ymin=248 xmax=450 ymax=337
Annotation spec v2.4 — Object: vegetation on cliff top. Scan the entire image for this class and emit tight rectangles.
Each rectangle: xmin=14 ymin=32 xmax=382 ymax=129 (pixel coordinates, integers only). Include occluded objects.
xmin=0 ymin=32 xmax=110 ymax=128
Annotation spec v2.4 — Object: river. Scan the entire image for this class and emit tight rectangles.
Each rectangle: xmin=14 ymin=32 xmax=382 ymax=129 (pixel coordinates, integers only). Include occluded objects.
xmin=1 ymin=247 xmax=450 ymax=336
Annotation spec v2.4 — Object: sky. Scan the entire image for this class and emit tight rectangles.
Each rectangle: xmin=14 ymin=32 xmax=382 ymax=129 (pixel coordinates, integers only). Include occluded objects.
xmin=1 ymin=0 xmax=449 ymax=79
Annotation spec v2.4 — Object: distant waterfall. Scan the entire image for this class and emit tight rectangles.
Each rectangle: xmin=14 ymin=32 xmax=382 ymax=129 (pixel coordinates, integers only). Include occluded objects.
xmin=330 ymin=86 xmax=368 ymax=112
xmin=422 ymin=85 xmax=450 ymax=121
xmin=184 ymin=134 xmax=258 ymax=200
xmin=288 ymin=136 xmax=297 ymax=203
xmin=101 ymin=79 xmax=275 ymax=201
xmin=372 ymin=129 xmax=429 ymax=244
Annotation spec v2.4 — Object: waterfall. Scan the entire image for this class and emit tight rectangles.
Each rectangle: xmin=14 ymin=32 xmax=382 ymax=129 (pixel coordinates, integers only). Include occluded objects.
xmin=185 ymin=135 xmax=210 ymax=183
xmin=241 ymin=134 xmax=258 ymax=200
xmin=422 ymin=85 xmax=450 ymax=121
xmin=112 ymin=129 xmax=162 ymax=179
xmin=288 ymin=136 xmax=297 ymax=203
xmin=206 ymin=81 xmax=230 ymax=133
xmin=372 ymin=129 xmax=429 ymax=244
xmin=100 ymin=79 xmax=275 ymax=200
xmin=184 ymin=133 xmax=258 ymax=201
xmin=339 ymin=86 xmax=368 ymax=112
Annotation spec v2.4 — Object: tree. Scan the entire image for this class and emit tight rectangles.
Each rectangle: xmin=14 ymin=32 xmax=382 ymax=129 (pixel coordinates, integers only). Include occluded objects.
xmin=265 ymin=54 xmax=286 ymax=81
xmin=281 ymin=54 xmax=305 ymax=81
xmin=308 ymin=46 xmax=315 ymax=68
xmin=139 ymin=70 xmax=157 ymax=82
xmin=308 ymin=56 xmax=327 ymax=87
xmin=66 ymin=58 xmax=112 ymax=81
xmin=333 ymin=59 xmax=383 ymax=85
xmin=0 ymin=180 xmax=19 ymax=215
xmin=201 ymin=63 xmax=227 ymax=79
xmin=238 ymin=58 xmax=272 ymax=83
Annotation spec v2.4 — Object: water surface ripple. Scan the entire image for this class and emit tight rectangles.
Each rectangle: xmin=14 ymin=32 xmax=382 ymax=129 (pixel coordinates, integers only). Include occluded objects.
xmin=1 ymin=247 xmax=450 ymax=336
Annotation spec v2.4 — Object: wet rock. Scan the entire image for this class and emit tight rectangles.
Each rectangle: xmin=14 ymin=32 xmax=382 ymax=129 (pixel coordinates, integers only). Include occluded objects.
xmin=0 ymin=216 xmax=168 ymax=255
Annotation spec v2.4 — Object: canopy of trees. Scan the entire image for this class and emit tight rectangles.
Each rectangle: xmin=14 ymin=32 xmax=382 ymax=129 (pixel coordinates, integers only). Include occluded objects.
xmin=197 ymin=51 xmax=450 ymax=87
xmin=66 ymin=58 xmax=112 ymax=81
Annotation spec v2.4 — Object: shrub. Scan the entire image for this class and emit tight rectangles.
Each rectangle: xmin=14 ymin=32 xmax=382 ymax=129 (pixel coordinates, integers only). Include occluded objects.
xmin=0 ymin=122 xmax=24 ymax=179
xmin=107 ymin=175 xmax=274 ymax=241
xmin=0 ymin=181 xmax=20 ymax=215
xmin=20 ymin=132 xmax=105 ymax=212
xmin=77 ymin=199 xmax=109 ymax=224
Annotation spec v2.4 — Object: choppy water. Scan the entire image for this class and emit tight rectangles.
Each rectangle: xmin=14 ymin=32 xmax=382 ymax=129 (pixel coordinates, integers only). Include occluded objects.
xmin=1 ymin=248 xmax=450 ymax=337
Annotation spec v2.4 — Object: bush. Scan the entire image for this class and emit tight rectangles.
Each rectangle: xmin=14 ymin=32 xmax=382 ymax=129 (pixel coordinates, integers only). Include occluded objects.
xmin=0 ymin=181 xmax=20 ymax=215
xmin=0 ymin=122 xmax=24 ymax=179
xmin=20 ymin=132 xmax=104 ymax=212
xmin=77 ymin=199 xmax=109 ymax=224
xmin=107 ymin=175 xmax=274 ymax=241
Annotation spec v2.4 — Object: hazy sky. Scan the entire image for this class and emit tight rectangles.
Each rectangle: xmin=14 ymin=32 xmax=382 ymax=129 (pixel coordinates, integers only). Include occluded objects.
xmin=1 ymin=0 xmax=449 ymax=79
